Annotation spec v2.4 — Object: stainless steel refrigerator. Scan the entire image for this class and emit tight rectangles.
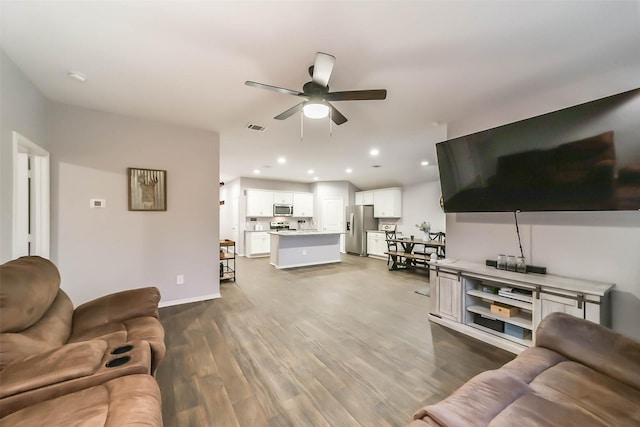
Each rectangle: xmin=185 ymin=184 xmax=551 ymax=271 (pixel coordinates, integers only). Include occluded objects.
xmin=345 ymin=205 xmax=378 ymax=256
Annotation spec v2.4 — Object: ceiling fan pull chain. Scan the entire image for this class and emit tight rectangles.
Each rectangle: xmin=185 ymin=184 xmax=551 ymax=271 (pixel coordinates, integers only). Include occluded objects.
xmin=300 ymin=110 xmax=304 ymax=142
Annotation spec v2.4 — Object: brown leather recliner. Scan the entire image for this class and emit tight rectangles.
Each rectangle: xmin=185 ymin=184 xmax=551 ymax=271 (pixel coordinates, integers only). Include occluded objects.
xmin=0 ymin=256 xmax=165 ymax=424
xmin=408 ymin=312 xmax=640 ymax=426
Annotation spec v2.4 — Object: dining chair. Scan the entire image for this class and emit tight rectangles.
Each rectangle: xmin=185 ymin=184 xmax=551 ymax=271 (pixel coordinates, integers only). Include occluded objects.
xmin=385 ymin=230 xmax=398 ymax=267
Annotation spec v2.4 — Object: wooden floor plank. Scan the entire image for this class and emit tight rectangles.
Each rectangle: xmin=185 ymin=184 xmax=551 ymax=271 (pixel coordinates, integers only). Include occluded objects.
xmin=157 ymin=254 xmax=514 ymax=426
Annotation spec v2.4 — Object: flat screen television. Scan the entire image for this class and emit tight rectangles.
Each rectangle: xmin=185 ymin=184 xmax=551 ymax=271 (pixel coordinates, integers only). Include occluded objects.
xmin=437 ymin=88 xmax=640 ymax=212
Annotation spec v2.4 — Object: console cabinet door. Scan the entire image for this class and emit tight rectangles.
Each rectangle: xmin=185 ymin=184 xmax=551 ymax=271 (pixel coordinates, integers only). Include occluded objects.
xmin=432 ymin=270 xmax=461 ymax=322
xmin=539 ymin=292 xmax=584 ymax=320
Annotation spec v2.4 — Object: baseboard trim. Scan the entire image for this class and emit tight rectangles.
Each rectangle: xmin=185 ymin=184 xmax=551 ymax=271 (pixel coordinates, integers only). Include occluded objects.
xmin=159 ymin=293 xmax=221 ymax=308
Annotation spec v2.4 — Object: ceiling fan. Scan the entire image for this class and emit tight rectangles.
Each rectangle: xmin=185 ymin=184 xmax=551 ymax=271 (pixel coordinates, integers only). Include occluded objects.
xmin=245 ymin=52 xmax=387 ymax=125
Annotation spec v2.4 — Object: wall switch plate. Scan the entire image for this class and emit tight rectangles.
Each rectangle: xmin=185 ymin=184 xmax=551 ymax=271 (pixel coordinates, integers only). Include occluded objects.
xmin=176 ymin=274 xmax=184 ymax=285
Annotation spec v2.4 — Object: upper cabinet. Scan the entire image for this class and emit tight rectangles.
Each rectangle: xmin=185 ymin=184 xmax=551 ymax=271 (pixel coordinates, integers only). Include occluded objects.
xmin=246 ymin=189 xmax=274 ymax=217
xmin=356 ymin=187 xmax=402 ymax=217
xmin=293 ymin=193 xmax=314 ymax=217
xmin=374 ymin=188 xmax=402 ymax=218
xmin=273 ymin=191 xmax=293 ymax=205
xmin=355 ymin=191 xmax=374 ymax=205
xmin=246 ymin=189 xmax=314 ymax=218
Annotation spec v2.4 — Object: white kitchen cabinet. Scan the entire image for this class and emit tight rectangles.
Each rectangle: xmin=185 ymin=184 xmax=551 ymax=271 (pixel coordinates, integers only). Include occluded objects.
xmin=246 ymin=189 xmax=274 ymax=217
xmin=373 ymin=188 xmax=402 ymax=218
xmin=245 ymin=231 xmax=271 ymax=257
xmin=366 ymin=231 xmax=387 ymax=258
xmin=273 ymin=191 xmax=293 ymax=205
xmin=355 ymin=191 xmax=374 ymax=205
xmin=293 ymin=192 xmax=314 ymax=217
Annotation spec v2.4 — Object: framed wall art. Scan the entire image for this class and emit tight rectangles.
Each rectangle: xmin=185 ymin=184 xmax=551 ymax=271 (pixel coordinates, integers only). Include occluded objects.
xmin=128 ymin=167 xmax=167 ymax=211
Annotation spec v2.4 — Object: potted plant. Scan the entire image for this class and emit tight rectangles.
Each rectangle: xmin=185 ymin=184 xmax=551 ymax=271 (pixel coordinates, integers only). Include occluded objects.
xmin=416 ymin=221 xmax=431 ymax=239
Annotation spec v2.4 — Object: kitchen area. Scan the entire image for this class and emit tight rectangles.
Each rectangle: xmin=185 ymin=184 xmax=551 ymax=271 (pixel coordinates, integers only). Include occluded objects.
xmin=218 ymin=177 xmax=445 ymax=270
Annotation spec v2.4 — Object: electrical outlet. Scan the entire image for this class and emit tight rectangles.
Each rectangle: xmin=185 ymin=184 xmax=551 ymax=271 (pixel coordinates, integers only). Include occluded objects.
xmin=176 ymin=274 xmax=184 ymax=285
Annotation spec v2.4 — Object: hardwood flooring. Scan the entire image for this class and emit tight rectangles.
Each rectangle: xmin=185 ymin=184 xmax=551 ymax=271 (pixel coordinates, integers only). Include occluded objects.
xmin=156 ymin=255 xmax=514 ymax=427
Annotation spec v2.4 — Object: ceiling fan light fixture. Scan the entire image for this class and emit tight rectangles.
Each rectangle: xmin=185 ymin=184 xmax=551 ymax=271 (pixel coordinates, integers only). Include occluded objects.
xmin=303 ymin=102 xmax=329 ymax=119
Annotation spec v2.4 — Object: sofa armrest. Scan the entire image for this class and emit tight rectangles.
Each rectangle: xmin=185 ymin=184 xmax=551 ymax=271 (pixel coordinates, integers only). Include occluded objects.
xmin=71 ymin=287 xmax=160 ymax=335
xmin=536 ymin=312 xmax=640 ymax=391
xmin=0 ymin=340 xmax=107 ymax=398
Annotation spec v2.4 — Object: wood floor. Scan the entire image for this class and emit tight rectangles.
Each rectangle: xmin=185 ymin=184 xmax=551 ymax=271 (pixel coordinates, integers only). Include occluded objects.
xmin=156 ymin=255 xmax=514 ymax=427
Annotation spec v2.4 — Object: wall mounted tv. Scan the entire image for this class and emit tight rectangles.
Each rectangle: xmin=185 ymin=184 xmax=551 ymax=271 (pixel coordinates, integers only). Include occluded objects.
xmin=437 ymin=88 xmax=640 ymax=213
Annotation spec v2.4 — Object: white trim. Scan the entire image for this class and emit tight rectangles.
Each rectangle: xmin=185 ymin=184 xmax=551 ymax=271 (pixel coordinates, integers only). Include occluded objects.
xmin=159 ymin=293 xmax=221 ymax=308
xmin=12 ymin=132 xmax=50 ymax=259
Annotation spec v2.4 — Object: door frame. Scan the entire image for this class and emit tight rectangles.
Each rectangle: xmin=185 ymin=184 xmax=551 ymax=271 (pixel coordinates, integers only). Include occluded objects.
xmin=12 ymin=132 xmax=50 ymax=259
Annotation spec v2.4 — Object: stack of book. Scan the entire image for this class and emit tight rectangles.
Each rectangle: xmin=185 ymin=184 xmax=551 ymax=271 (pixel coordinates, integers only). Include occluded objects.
xmin=498 ymin=287 xmax=533 ymax=303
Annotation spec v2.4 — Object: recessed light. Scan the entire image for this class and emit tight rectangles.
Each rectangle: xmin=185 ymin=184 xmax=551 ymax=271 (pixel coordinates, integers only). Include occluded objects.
xmin=346 ymin=168 xmax=353 ymax=173
xmin=313 ymin=177 xmax=319 ymax=181
xmin=421 ymin=161 xmax=429 ymax=166
xmin=67 ymin=71 xmax=87 ymax=83
xmin=308 ymin=169 xmax=314 ymax=174
xmin=253 ymin=169 xmax=260 ymax=174
xmin=370 ymin=148 xmax=380 ymax=156
xmin=277 ymin=157 xmax=286 ymax=164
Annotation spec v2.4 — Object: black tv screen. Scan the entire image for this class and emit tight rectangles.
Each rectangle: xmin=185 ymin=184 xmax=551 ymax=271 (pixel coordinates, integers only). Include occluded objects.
xmin=437 ymin=88 xmax=640 ymax=212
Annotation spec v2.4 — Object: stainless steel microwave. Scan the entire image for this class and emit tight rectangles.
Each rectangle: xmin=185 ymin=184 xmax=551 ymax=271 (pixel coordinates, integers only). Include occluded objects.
xmin=273 ymin=204 xmax=293 ymax=216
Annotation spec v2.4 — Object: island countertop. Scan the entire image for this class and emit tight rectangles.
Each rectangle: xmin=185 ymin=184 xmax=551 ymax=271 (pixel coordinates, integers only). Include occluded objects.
xmin=267 ymin=230 xmax=344 ymax=236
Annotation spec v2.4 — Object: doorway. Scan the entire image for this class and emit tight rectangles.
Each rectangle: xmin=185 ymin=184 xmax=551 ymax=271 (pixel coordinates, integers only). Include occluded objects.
xmin=12 ymin=132 xmax=50 ymax=259
xmin=321 ymin=197 xmax=345 ymax=252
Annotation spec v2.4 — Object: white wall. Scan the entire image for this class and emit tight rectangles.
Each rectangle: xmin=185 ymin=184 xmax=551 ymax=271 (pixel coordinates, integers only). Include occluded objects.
xmin=47 ymin=101 xmax=220 ymax=306
xmin=396 ymin=181 xmax=445 ymax=237
xmin=0 ymin=50 xmax=48 ymax=262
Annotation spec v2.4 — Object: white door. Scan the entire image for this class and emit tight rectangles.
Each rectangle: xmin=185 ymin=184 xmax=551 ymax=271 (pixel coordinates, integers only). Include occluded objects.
xmin=321 ymin=197 xmax=345 ymax=252
xmin=12 ymin=132 xmax=50 ymax=259
xmin=232 ymin=196 xmax=239 ymax=245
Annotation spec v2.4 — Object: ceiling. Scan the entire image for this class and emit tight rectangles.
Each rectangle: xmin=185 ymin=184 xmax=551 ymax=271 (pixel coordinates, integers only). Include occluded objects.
xmin=2 ymin=1 xmax=639 ymax=190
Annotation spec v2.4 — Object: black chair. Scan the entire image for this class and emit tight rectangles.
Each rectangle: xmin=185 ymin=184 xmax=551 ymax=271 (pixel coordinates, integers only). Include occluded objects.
xmin=385 ymin=230 xmax=398 ymax=267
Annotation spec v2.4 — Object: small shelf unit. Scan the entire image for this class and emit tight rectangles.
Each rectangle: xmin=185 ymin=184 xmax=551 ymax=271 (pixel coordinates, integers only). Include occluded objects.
xmin=219 ymin=240 xmax=236 ymax=281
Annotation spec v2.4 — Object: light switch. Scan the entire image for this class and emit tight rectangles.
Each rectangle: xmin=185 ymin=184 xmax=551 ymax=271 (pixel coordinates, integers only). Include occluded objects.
xmin=90 ymin=199 xmax=106 ymax=208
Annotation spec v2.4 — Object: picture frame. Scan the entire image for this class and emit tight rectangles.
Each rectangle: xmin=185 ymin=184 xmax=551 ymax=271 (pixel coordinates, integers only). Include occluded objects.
xmin=128 ymin=167 xmax=167 ymax=211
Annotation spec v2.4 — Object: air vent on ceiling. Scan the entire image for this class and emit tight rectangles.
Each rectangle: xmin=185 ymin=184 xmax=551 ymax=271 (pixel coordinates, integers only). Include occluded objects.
xmin=247 ymin=123 xmax=266 ymax=132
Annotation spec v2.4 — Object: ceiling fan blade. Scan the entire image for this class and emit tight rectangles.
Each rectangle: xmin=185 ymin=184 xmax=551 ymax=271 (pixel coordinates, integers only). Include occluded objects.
xmin=325 ymin=89 xmax=387 ymax=101
xmin=311 ymin=52 xmax=336 ymax=87
xmin=245 ymin=81 xmax=306 ymax=97
xmin=274 ymin=102 xmax=305 ymax=120
xmin=329 ymin=103 xmax=348 ymax=125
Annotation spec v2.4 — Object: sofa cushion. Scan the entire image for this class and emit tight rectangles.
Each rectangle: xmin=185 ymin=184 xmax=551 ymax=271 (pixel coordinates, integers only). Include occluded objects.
xmin=0 ymin=374 xmax=162 ymax=427
xmin=0 ymin=256 xmax=61 ymax=333
xmin=536 ymin=312 xmax=640 ymax=391
xmin=417 ymin=370 xmax=532 ymax=427
xmin=489 ymin=393 xmax=609 ymax=427
xmin=530 ymin=361 xmax=640 ymax=426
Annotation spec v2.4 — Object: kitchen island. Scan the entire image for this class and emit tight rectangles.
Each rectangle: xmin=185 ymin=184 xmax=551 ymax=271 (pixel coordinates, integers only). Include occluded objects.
xmin=269 ymin=231 xmax=343 ymax=269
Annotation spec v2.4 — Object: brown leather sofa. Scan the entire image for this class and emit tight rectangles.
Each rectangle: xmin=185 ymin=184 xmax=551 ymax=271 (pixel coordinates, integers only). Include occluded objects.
xmin=0 ymin=256 xmax=165 ymax=425
xmin=409 ymin=312 xmax=640 ymax=427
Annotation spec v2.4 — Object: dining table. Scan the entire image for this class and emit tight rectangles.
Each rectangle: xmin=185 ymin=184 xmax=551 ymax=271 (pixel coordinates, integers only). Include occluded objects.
xmin=385 ymin=236 xmax=446 ymax=270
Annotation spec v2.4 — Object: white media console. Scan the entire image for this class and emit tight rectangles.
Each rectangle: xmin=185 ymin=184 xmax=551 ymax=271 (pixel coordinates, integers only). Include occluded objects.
xmin=428 ymin=260 xmax=614 ymax=354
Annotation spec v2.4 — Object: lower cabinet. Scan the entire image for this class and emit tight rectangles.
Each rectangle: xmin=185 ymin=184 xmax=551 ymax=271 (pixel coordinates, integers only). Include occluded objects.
xmin=366 ymin=231 xmax=386 ymax=258
xmin=245 ymin=232 xmax=271 ymax=258
xmin=427 ymin=261 xmax=614 ymax=354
